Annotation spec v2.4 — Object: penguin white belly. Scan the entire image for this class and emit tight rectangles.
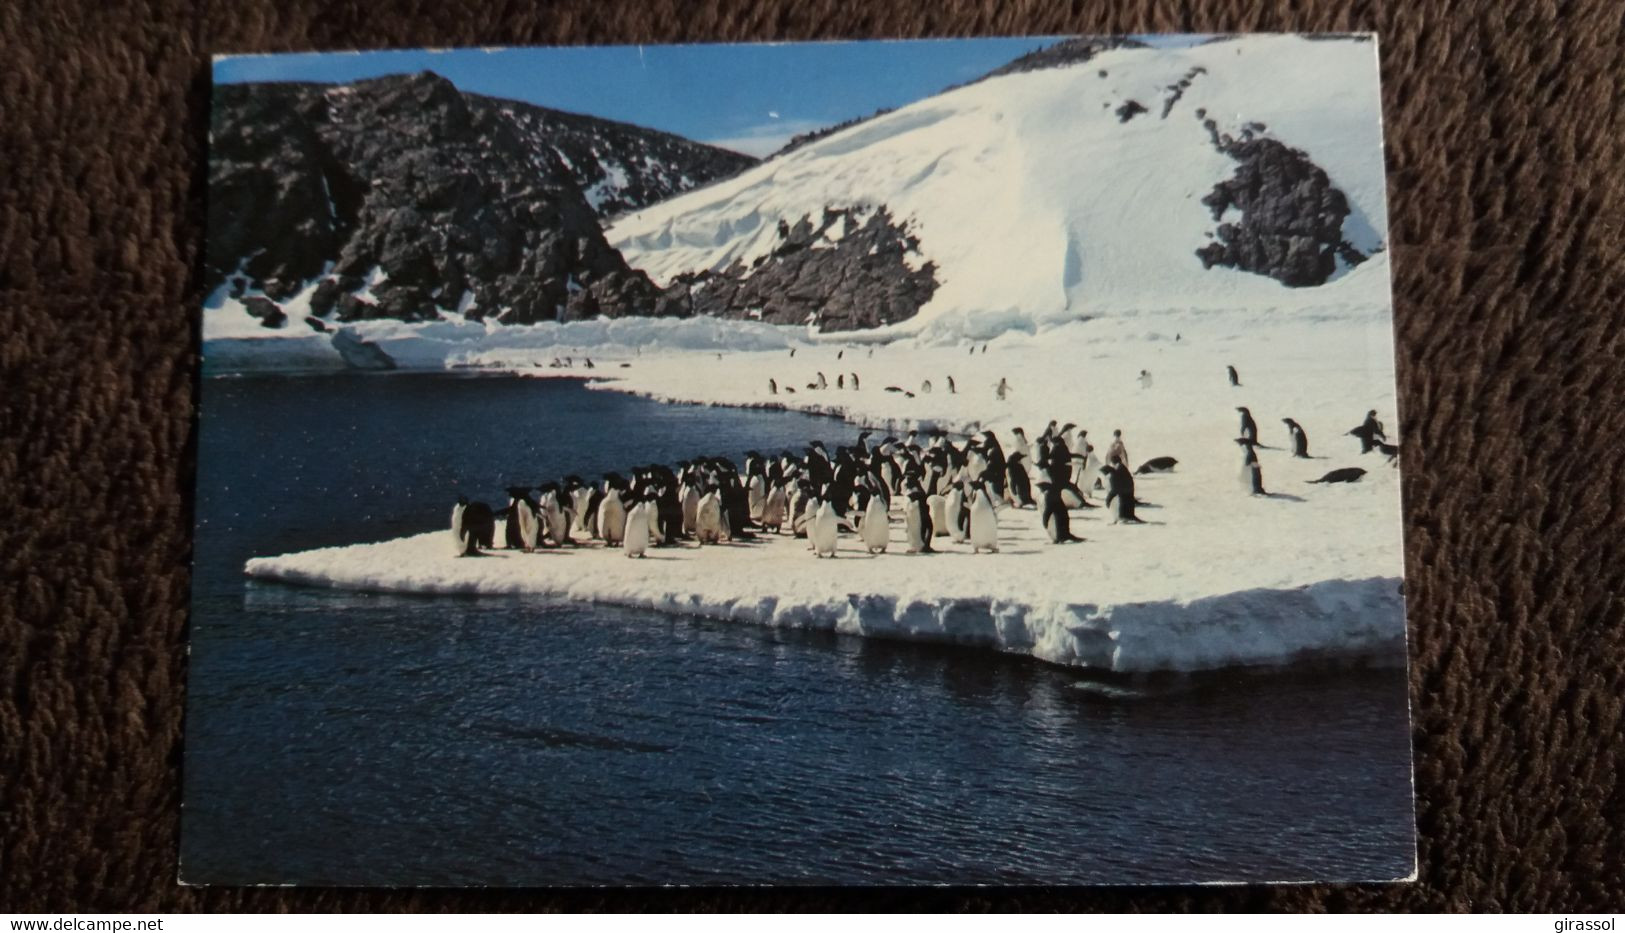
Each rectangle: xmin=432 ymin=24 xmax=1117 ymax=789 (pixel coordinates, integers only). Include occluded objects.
xmin=761 ymin=486 xmax=787 ymax=530
xmin=599 ymin=493 xmax=626 ymax=545
xmin=571 ymin=489 xmax=593 ymax=532
xmin=450 ymin=503 xmax=468 ymax=556
xmin=518 ymin=502 xmax=540 ymax=550
xmin=861 ymin=496 xmax=889 ymax=554
xmin=646 ymin=500 xmax=663 ymax=543
xmin=681 ymin=486 xmax=700 ymax=535
xmin=928 ymin=494 xmax=949 ymax=536
xmin=747 ymin=477 xmax=765 ymax=522
xmin=969 ymin=493 xmax=999 ymax=553
xmin=623 ymin=503 xmax=650 ymax=557
xmin=811 ymin=503 xmax=839 ymax=557
xmin=696 ymin=493 xmax=724 ymax=544
xmin=904 ymin=503 xmax=926 ymax=552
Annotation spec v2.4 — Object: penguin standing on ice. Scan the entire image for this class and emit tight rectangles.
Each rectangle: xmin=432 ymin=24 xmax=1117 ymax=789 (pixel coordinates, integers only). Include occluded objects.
xmin=1236 ymin=438 xmax=1267 ymax=495
xmin=811 ymin=499 xmax=840 ymax=558
xmin=1036 ymin=482 xmax=1085 ymax=543
xmin=1282 ymin=418 xmax=1310 ymax=458
xmin=1237 ymin=406 xmax=1259 ymax=445
xmin=1227 ymin=365 xmax=1242 ymax=387
xmin=947 ymin=376 xmax=957 ymax=394
xmin=597 ymin=477 xmax=628 ymax=546
xmin=769 ymin=378 xmax=778 ymax=395
xmin=860 ymin=484 xmax=889 ymax=554
xmin=695 ymin=486 xmax=727 ymax=544
xmin=1102 ymin=457 xmax=1146 ymax=524
xmin=504 ymin=486 xmax=540 ymax=551
xmin=903 ymin=485 xmax=935 ymax=553
xmin=622 ymin=497 xmax=650 ymax=558
xmin=451 ymin=496 xmax=496 ymax=556
xmin=1348 ymin=409 xmax=1388 ymax=453
xmin=1005 ymin=451 xmax=1036 ymax=508
xmin=760 ymin=481 xmax=788 ymax=533
xmin=968 ymin=481 xmax=1000 ymax=553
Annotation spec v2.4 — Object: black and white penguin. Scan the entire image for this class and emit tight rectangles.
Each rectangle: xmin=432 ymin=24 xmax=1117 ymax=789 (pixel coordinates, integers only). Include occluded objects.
xmin=1348 ymin=410 xmax=1388 ymax=453
xmin=850 ymin=373 xmax=860 ymax=390
xmin=769 ymin=378 xmax=778 ymax=395
xmin=903 ymin=486 xmax=935 ymax=553
xmin=1102 ymin=458 xmax=1145 ymax=524
xmin=1134 ymin=456 xmax=1179 ymax=475
xmin=1236 ymin=438 xmax=1266 ymax=495
xmin=1237 ymin=406 xmax=1259 ymax=445
xmin=451 ymin=496 xmax=496 ymax=555
xmin=1308 ymin=467 xmax=1367 ymax=484
xmin=1282 ymin=418 xmax=1310 ymax=458
xmin=1035 ymin=482 xmax=1085 ymax=543
xmin=1005 ymin=451 xmax=1036 ymax=508
xmin=967 ymin=481 xmax=1000 ymax=553
xmin=503 ymin=486 xmax=539 ymax=550
xmin=947 ymin=375 xmax=956 ymax=394
xmin=1227 ymin=364 xmax=1241 ymax=387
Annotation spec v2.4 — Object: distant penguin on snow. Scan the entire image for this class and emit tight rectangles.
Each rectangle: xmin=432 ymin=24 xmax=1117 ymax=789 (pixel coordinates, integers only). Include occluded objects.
xmin=1227 ymin=365 xmax=1242 ymax=387
xmin=1236 ymin=438 xmax=1266 ymax=496
xmin=1282 ymin=418 xmax=1310 ymax=458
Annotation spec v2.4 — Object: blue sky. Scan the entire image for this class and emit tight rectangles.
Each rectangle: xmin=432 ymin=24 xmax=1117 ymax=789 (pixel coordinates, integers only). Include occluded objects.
xmin=214 ymin=39 xmax=1080 ymax=156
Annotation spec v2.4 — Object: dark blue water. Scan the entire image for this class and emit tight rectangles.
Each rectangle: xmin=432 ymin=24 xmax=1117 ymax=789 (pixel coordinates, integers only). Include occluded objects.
xmin=182 ymin=373 xmax=1415 ymax=886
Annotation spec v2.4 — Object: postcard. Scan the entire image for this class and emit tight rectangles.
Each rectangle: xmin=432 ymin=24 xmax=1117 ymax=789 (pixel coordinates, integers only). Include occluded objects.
xmin=183 ymin=34 xmax=1415 ymax=885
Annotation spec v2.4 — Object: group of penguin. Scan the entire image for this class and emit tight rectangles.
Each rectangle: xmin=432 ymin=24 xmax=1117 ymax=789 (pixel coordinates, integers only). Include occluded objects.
xmin=446 ymin=360 xmax=1399 ymax=560
xmin=1228 ymin=359 xmax=1398 ymax=495
xmin=447 ymin=420 xmax=1165 ymax=560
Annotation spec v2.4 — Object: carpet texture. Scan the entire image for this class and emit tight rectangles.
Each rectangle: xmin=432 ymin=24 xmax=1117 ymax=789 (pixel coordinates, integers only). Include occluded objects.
xmin=3 ymin=0 xmax=1623 ymax=913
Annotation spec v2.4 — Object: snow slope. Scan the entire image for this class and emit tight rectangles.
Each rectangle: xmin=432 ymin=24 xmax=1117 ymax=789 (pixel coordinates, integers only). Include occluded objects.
xmin=607 ymin=34 xmax=1390 ymax=340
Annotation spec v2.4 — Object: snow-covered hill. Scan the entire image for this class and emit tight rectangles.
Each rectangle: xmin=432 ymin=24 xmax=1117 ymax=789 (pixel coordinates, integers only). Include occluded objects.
xmin=608 ymin=34 xmax=1391 ymax=340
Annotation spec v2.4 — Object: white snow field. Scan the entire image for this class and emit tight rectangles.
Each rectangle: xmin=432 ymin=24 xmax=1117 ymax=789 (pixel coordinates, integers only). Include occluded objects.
xmin=230 ymin=35 xmax=1410 ymax=672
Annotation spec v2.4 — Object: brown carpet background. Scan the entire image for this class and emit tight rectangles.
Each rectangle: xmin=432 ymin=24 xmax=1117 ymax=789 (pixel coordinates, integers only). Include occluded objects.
xmin=3 ymin=0 xmax=1623 ymax=913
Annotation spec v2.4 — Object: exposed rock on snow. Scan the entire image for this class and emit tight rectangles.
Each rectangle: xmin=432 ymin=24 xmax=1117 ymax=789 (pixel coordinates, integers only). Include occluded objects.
xmin=655 ymin=205 xmax=939 ymax=331
xmin=1195 ymin=119 xmax=1367 ymax=287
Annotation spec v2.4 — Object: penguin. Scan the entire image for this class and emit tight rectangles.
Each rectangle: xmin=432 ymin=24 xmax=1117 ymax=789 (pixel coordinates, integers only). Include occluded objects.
xmin=622 ymin=499 xmax=650 ymax=558
xmin=1008 ymin=427 xmax=1033 ymax=463
xmin=1227 ymin=365 xmax=1241 ymax=387
xmin=921 ymin=378 xmax=933 ymax=394
xmin=994 ymin=377 xmax=1011 ymax=401
xmin=1134 ymin=456 xmax=1179 ymax=475
xmin=506 ymin=486 xmax=541 ymax=551
xmin=850 ymin=373 xmax=860 ymax=390
xmin=598 ymin=482 xmax=627 ymax=546
xmin=1138 ymin=369 xmax=1153 ymax=389
xmin=903 ymin=486 xmax=935 ymax=553
xmin=681 ymin=476 xmax=702 ymax=536
xmin=695 ymin=487 xmax=727 ymax=544
xmin=1005 ymin=451 xmax=1036 ymax=508
xmin=967 ymin=482 xmax=1000 ymax=553
xmin=1308 ymin=467 xmax=1368 ymax=484
xmin=769 ymin=378 xmax=778 ymax=395
xmin=760 ymin=482 xmax=788 ymax=533
xmin=860 ymin=490 xmax=889 ymax=554
xmin=1348 ymin=410 xmax=1388 ymax=453
xmin=945 ymin=485 xmax=969 ymax=543
xmin=814 ymin=371 xmax=828 ymax=390
xmin=1102 ymin=458 xmax=1146 ymax=524
xmin=451 ymin=496 xmax=470 ymax=556
xmin=566 ymin=477 xmax=594 ymax=535
xmin=928 ymin=491 xmax=950 ymax=538
xmin=1106 ymin=430 xmax=1129 ymax=471
xmin=451 ymin=496 xmax=496 ymax=556
xmin=811 ymin=499 xmax=840 ymax=558
xmin=1036 ymin=482 xmax=1084 ymax=543
xmin=947 ymin=376 xmax=957 ymax=394
xmin=837 ymin=374 xmax=845 ymax=389
xmin=1237 ymin=406 xmax=1259 ymax=445
xmin=1282 ymin=418 xmax=1310 ymax=458
xmin=538 ymin=485 xmax=573 ymax=546
xmin=1236 ymin=438 xmax=1266 ymax=495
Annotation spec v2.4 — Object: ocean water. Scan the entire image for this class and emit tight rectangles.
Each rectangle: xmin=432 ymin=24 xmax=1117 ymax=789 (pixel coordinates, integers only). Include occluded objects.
xmin=181 ymin=373 xmax=1415 ymax=885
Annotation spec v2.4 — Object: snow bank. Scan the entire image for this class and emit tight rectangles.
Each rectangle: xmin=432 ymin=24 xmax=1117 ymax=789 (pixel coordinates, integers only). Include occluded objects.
xmin=247 ymin=526 xmax=1404 ymax=674
xmin=607 ymin=34 xmax=1392 ymax=341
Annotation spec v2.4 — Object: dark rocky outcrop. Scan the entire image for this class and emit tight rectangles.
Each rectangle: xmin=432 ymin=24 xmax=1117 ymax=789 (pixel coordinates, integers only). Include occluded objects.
xmin=1194 ymin=118 xmax=1368 ymax=287
xmin=968 ymin=37 xmax=1149 ymax=83
xmin=657 ymin=205 xmax=938 ymax=332
xmin=1160 ymin=67 xmax=1207 ymax=118
xmin=1115 ymin=99 xmax=1148 ymax=122
xmin=768 ymin=107 xmax=896 ymax=159
xmin=207 ymin=71 xmax=753 ymax=326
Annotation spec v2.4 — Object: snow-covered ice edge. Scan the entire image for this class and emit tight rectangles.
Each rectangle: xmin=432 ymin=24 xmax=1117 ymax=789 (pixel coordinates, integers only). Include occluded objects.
xmin=245 ymin=530 xmax=1405 ymax=675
